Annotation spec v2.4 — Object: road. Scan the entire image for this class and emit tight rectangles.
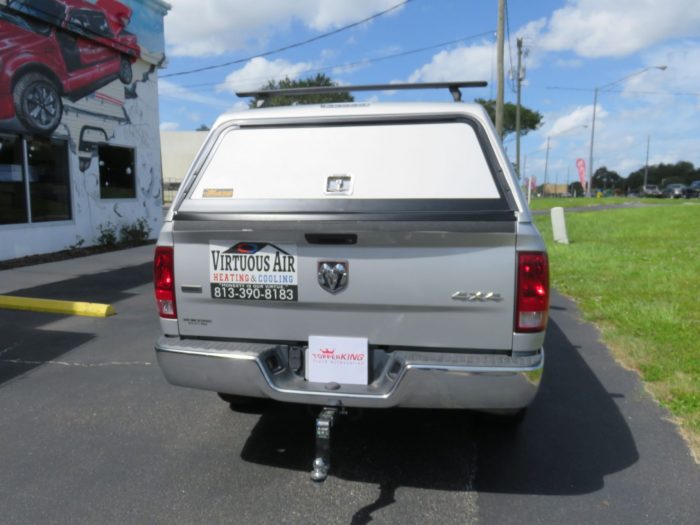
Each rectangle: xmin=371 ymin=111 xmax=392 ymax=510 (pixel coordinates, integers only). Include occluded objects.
xmin=0 ymin=251 xmax=698 ymax=524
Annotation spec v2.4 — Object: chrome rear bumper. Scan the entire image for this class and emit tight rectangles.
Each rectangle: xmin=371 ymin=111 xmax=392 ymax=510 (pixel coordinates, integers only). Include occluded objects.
xmin=155 ymin=336 xmax=543 ymax=409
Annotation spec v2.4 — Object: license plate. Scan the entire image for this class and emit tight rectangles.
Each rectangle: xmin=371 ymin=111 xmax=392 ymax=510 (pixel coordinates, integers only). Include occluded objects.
xmin=307 ymin=336 xmax=368 ymax=385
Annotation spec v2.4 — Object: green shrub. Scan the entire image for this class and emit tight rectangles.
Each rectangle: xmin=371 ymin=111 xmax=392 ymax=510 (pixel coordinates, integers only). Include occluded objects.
xmin=97 ymin=222 xmax=117 ymax=247
xmin=69 ymin=237 xmax=85 ymax=251
xmin=119 ymin=218 xmax=151 ymax=243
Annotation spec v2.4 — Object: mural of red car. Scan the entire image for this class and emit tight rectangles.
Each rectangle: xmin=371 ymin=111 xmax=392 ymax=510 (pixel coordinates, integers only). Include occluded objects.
xmin=0 ymin=0 xmax=140 ymax=134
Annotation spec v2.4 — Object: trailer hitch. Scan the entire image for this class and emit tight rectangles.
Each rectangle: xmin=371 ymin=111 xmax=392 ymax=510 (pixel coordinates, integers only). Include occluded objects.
xmin=311 ymin=406 xmax=345 ymax=482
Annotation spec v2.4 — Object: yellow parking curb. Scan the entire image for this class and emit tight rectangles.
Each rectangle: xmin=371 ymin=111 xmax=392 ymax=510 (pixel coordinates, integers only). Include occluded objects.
xmin=0 ymin=295 xmax=116 ymax=318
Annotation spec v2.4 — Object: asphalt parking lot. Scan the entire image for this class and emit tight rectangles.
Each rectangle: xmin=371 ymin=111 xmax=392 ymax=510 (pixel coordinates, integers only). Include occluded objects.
xmin=0 ymin=246 xmax=698 ymax=524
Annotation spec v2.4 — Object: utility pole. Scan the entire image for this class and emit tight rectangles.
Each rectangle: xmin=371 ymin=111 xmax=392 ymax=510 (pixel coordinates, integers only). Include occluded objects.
xmin=587 ymin=87 xmax=598 ymax=197
xmin=643 ymin=134 xmax=650 ymax=189
xmin=515 ymin=37 xmax=523 ymax=177
xmin=495 ymin=0 xmax=505 ymax=138
xmin=587 ymin=66 xmax=666 ymax=198
xmin=543 ymin=136 xmax=550 ymax=196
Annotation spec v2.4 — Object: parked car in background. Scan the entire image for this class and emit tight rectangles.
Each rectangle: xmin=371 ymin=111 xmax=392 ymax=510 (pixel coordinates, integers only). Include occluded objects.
xmin=686 ymin=180 xmax=700 ymax=198
xmin=662 ymin=183 xmax=687 ymax=199
xmin=641 ymin=184 xmax=662 ymax=198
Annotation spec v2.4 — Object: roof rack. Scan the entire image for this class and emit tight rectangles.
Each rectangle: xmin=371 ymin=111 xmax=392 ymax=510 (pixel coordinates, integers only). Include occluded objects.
xmin=236 ymin=81 xmax=487 ymax=106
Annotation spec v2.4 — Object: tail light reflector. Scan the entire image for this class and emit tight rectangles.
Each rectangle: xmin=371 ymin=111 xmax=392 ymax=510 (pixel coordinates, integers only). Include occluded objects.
xmin=154 ymin=246 xmax=176 ymax=319
xmin=516 ymin=252 xmax=549 ymax=332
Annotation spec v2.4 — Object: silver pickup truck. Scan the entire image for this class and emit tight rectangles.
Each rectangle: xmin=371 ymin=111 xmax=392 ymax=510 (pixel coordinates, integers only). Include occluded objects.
xmin=154 ymin=82 xmax=549 ymax=480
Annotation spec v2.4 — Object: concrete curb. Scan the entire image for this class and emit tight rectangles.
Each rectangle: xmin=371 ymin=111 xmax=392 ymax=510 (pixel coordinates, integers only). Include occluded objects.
xmin=0 ymin=296 xmax=116 ymax=318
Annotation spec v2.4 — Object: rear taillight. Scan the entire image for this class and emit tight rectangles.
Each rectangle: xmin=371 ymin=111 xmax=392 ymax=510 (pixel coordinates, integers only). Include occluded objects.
xmin=154 ymin=246 xmax=176 ymax=319
xmin=515 ymin=252 xmax=549 ymax=333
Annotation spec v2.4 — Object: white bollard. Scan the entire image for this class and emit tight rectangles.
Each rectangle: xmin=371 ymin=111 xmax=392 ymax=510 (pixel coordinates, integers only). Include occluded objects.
xmin=550 ymin=206 xmax=569 ymax=244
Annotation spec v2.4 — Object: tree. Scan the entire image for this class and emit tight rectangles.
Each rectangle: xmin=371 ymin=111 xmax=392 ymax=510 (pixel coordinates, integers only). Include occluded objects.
xmin=626 ymin=161 xmax=698 ymax=190
xmin=249 ymin=73 xmax=353 ymax=108
xmin=568 ymin=181 xmax=584 ymax=196
xmin=592 ymin=166 xmax=621 ymax=191
xmin=474 ymin=98 xmax=543 ymax=138
xmin=196 ymin=124 xmax=210 ymax=131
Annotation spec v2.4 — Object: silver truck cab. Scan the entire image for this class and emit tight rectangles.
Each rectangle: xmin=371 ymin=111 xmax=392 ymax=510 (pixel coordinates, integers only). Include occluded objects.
xmin=153 ymin=83 xmax=549 ymax=479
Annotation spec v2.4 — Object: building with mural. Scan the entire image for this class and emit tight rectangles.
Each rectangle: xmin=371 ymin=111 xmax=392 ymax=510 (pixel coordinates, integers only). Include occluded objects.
xmin=0 ymin=0 xmax=170 ymax=260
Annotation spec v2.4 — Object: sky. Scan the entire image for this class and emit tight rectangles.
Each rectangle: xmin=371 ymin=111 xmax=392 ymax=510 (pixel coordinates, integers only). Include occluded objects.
xmin=157 ymin=0 xmax=700 ymax=185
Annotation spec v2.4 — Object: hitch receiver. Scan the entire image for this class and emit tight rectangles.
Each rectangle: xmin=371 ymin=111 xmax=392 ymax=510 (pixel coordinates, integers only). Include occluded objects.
xmin=311 ymin=406 xmax=341 ymax=482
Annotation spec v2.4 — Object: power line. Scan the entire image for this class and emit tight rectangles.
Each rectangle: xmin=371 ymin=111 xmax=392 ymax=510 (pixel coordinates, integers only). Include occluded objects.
xmin=174 ymin=30 xmax=495 ymax=91
xmin=161 ymin=0 xmax=412 ymax=79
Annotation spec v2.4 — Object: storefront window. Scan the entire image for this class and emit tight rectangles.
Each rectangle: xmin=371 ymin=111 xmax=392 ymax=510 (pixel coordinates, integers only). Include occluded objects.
xmin=98 ymin=145 xmax=136 ymax=199
xmin=28 ymin=137 xmax=72 ymax=222
xmin=0 ymin=134 xmax=27 ymax=224
xmin=0 ymin=134 xmax=71 ymax=225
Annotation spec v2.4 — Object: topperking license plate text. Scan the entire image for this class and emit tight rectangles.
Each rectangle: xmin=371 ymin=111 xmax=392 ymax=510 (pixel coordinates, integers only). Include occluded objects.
xmin=209 ymin=241 xmax=298 ymax=302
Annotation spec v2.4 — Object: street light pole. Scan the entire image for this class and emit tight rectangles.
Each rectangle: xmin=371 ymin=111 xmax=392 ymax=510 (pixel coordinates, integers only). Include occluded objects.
xmin=586 ymin=87 xmax=598 ymax=197
xmin=586 ymin=65 xmax=666 ymax=197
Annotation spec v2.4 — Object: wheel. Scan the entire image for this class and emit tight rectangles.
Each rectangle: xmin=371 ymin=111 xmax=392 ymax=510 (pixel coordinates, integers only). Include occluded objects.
xmin=13 ymin=72 xmax=63 ymax=135
xmin=119 ymin=57 xmax=133 ymax=84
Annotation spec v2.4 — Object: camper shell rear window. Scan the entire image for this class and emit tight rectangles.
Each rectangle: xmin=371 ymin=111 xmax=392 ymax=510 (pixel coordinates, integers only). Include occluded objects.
xmin=177 ymin=117 xmax=515 ymax=219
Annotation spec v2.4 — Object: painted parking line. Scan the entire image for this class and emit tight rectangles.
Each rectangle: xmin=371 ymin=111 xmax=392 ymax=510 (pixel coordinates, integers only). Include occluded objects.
xmin=0 ymin=296 xmax=115 ymax=318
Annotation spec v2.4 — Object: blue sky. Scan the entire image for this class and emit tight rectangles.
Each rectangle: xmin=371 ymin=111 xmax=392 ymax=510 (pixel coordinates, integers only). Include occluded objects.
xmin=158 ymin=0 xmax=700 ymax=184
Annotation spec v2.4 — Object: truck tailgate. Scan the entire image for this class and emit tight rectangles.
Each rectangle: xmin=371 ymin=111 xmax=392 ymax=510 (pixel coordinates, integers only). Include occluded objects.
xmin=172 ymin=221 xmax=516 ymax=350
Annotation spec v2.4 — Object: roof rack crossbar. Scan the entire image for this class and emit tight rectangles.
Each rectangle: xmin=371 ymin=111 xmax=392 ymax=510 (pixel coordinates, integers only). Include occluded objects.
xmin=236 ymin=81 xmax=487 ymax=105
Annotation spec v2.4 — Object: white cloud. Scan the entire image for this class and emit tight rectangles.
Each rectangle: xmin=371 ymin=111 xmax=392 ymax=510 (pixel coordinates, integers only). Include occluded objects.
xmin=531 ymin=0 xmax=700 ymax=58
xmin=227 ymin=101 xmax=250 ymax=113
xmin=546 ymin=105 xmax=600 ymax=137
xmin=165 ymin=0 xmax=404 ymax=57
xmin=217 ymin=57 xmax=314 ymax=94
xmin=407 ymin=42 xmax=494 ymax=83
xmin=158 ymin=79 xmax=230 ymax=108
xmin=159 ymin=121 xmax=180 ymax=131
xmin=554 ymin=58 xmax=583 ymax=69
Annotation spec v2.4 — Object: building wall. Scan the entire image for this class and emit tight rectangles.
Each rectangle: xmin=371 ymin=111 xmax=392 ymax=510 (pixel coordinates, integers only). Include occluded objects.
xmin=160 ymin=130 xmax=207 ymax=202
xmin=0 ymin=0 xmax=169 ymax=261
xmin=542 ymin=183 xmax=570 ymax=196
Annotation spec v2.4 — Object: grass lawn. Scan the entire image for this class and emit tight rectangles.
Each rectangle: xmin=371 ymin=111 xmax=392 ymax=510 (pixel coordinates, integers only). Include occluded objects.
xmin=533 ymin=202 xmax=700 ymax=458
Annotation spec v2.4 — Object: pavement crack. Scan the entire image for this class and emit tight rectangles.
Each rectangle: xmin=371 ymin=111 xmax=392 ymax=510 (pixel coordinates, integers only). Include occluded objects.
xmin=0 ymin=359 xmax=152 ymax=368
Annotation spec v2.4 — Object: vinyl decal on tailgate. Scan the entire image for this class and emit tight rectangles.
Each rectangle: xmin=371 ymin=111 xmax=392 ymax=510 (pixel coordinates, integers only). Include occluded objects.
xmin=209 ymin=242 xmax=298 ymax=301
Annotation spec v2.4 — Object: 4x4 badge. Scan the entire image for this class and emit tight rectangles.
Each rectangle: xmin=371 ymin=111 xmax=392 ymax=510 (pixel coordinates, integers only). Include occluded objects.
xmin=317 ymin=261 xmax=349 ymax=293
xmin=451 ymin=291 xmax=503 ymax=302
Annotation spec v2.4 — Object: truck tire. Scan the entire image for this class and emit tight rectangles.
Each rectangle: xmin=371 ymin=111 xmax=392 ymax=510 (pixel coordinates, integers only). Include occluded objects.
xmin=13 ymin=72 xmax=63 ymax=135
